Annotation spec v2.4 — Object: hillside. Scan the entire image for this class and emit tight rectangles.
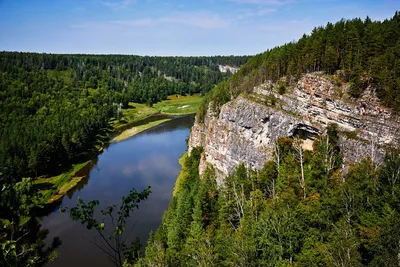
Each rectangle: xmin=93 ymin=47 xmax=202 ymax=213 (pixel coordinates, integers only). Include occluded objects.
xmin=199 ymin=11 xmax=400 ymax=121
xmin=0 ymin=53 xmax=249 ymax=179
xmin=138 ymin=12 xmax=400 ymax=267
xmin=189 ymin=72 xmax=399 ymax=179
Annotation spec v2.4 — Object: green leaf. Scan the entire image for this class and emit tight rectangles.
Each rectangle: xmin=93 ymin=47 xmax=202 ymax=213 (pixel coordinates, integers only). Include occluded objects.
xmin=19 ymin=216 xmax=31 ymax=227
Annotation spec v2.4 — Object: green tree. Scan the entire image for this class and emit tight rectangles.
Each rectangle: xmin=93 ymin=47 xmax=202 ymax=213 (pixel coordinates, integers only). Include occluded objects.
xmin=0 ymin=176 xmax=61 ymax=267
xmin=63 ymin=187 xmax=151 ymax=267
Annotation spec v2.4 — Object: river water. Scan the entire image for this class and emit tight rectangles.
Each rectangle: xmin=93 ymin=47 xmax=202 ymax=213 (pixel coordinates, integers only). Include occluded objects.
xmin=41 ymin=115 xmax=195 ymax=267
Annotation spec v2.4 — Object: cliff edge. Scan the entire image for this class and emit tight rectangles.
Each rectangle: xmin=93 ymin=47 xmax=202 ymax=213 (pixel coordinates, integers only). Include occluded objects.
xmin=188 ymin=73 xmax=400 ymax=179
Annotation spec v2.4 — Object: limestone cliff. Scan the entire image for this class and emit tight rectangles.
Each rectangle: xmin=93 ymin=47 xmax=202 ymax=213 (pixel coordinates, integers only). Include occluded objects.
xmin=218 ymin=65 xmax=239 ymax=74
xmin=188 ymin=73 xmax=400 ymax=178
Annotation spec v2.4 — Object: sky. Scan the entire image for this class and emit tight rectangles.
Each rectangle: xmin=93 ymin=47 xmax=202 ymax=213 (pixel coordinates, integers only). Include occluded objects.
xmin=0 ymin=0 xmax=398 ymax=56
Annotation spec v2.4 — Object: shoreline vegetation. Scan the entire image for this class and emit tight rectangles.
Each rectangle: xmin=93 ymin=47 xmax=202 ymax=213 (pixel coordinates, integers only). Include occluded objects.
xmin=111 ymin=94 xmax=202 ymax=142
xmin=111 ymin=118 xmax=171 ymax=143
xmin=173 ymin=152 xmax=189 ymax=196
xmin=35 ymin=161 xmax=90 ymax=204
xmin=37 ymin=94 xmax=201 ymax=204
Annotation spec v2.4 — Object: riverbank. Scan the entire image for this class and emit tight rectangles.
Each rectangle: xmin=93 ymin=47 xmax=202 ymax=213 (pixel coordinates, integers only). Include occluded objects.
xmin=153 ymin=94 xmax=202 ymax=115
xmin=172 ymin=152 xmax=189 ymax=196
xmin=111 ymin=118 xmax=171 ymax=142
xmin=112 ymin=94 xmax=201 ymax=130
xmin=36 ymin=94 xmax=201 ymax=204
xmin=42 ymin=112 xmax=196 ymax=267
xmin=111 ymin=94 xmax=201 ymax=142
xmin=35 ymin=161 xmax=91 ymax=204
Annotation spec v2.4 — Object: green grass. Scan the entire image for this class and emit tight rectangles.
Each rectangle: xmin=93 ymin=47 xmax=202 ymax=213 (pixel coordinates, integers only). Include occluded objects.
xmin=153 ymin=94 xmax=202 ymax=115
xmin=112 ymin=103 xmax=159 ymax=130
xmin=34 ymin=94 xmax=202 ymax=204
xmin=112 ymin=94 xmax=202 ymax=131
xmin=35 ymin=161 xmax=90 ymax=204
xmin=173 ymin=152 xmax=189 ymax=196
xmin=111 ymin=118 xmax=171 ymax=143
xmin=111 ymin=94 xmax=202 ymax=141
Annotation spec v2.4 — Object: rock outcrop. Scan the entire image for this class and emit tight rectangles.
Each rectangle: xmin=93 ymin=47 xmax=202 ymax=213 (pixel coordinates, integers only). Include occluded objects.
xmin=218 ymin=65 xmax=239 ymax=74
xmin=188 ymin=74 xmax=400 ymax=178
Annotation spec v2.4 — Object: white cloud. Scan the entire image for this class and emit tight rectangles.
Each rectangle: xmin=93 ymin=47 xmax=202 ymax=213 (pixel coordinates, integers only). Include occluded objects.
xmin=237 ymin=7 xmax=276 ymax=19
xmin=161 ymin=12 xmax=230 ymax=29
xmin=114 ymin=18 xmax=154 ymax=26
xmin=258 ymin=8 xmax=276 ymax=15
xmin=102 ymin=0 xmax=135 ymax=10
xmin=228 ymin=0 xmax=293 ymax=5
xmin=113 ymin=12 xmax=230 ymax=29
xmin=120 ymin=155 xmax=179 ymax=179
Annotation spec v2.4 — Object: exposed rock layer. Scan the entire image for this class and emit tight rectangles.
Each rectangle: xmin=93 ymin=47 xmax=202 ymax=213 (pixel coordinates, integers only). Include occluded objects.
xmin=188 ymin=74 xmax=400 ymax=177
xmin=218 ymin=65 xmax=239 ymax=74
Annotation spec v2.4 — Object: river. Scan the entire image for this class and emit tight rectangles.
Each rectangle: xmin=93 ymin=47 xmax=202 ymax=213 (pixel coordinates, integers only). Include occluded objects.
xmin=41 ymin=115 xmax=195 ymax=267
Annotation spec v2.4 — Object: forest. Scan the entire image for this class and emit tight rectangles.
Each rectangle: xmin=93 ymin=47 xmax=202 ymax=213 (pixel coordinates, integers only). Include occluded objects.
xmin=0 ymin=52 xmax=249 ymax=179
xmin=139 ymin=128 xmax=400 ymax=266
xmin=138 ymin=12 xmax=400 ymax=267
xmin=2 ymin=11 xmax=400 ymax=267
xmin=199 ymin=11 xmax=400 ymax=121
xmin=0 ymin=53 xmax=248 ymax=266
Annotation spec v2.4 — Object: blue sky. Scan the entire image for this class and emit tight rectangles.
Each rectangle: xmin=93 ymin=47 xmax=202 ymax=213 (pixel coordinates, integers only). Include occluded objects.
xmin=0 ymin=0 xmax=398 ymax=55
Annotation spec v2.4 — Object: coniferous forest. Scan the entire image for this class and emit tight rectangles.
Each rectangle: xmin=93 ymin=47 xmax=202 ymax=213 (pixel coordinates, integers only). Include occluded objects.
xmin=0 ymin=53 xmax=247 ymax=266
xmin=1 ymin=10 xmax=400 ymax=267
xmin=139 ymin=134 xmax=400 ymax=267
xmin=0 ymin=53 xmax=248 ymax=179
xmin=139 ymin=12 xmax=400 ymax=267
xmin=200 ymin=11 xmax=400 ymax=121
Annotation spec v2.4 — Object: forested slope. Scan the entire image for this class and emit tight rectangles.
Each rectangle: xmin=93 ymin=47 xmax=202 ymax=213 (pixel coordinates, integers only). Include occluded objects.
xmin=0 ymin=53 xmax=248 ymax=265
xmin=140 ymin=138 xmax=400 ymax=266
xmin=200 ymin=11 xmax=400 ymax=121
xmin=0 ymin=53 xmax=249 ymax=179
xmin=139 ymin=12 xmax=400 ymax=267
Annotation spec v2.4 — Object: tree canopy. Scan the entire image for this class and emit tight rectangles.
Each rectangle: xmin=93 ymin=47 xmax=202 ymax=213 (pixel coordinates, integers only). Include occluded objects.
xmin=0 ymin=52 xmax=249 ymax=179
xmin=140 ymin=131 xmax=400 ymax=266
xmin=199 ymin=11 xmax=400 ymax=121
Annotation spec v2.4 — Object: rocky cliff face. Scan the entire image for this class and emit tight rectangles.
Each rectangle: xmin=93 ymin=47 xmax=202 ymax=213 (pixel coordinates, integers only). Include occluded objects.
xmin=218 ymin=65 xmax=239 ymax=74
xmin=188 ymin=74 xmax=400 ymax=179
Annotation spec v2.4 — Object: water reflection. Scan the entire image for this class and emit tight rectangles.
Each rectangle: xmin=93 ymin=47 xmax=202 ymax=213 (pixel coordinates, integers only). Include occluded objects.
xmin=65 ymin=158 xmax=99 ymax=199
xmin=42 ymin=114 xmax=194 ymax=267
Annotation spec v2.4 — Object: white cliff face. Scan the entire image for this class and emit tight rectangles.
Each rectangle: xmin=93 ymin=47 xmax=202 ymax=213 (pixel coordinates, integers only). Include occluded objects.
xmin=218 ymin=65 xmax=239 ymax=74
xmin=188 ymin=74 xmax=400 ymax=178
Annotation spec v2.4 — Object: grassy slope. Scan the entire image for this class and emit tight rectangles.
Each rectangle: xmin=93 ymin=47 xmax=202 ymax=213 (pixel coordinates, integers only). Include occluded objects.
xmin=111 ymin=118 xmax=171 ymax=142
xmin=112 ymin=94 xmax=201 ymax=131
xmin=172 ymin=152 xmax=188 ymax=196
xmin=37 ymin=94 xmax=202 ymax=204
xmin=153 ymin=94 xmax=202 ymax=115
xmin=111 ymin=94 xmax=202 ymax=142
xmin=112 ymin=103 xmax=159 ymax=131
xmin=35 ymin=161 xmax=90 ymax=204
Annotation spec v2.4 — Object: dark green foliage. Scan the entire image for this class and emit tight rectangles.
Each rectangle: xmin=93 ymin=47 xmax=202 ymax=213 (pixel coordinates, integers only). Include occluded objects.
xmin=369 ymin=208 xmax=400 ymax=267
xmin=64 ymin=187 xmax=151 ymax=267
xmin=0 ymin=52 xmax=248 ymax=180
xmin=257 ymin=160 xmax=278 ymax=198
xmin=0 ymin=175 xmax=61 ymax=266
xmin=264 ymin=94 xmax=277 ymax=106
xmin=380 ymin=149 xmax=400 ymax=198
xmin=198 ymin=11 xmax=400 ymax=122
xmin=0 ymin=53 xmax=244 ymax=265
xmin=349 ymin=75 xmax=368 ymax=98
xmin=278 ymin=82 xmax=287 ymax=95
xmin=140 ymin=136 xmax=400 ymax=266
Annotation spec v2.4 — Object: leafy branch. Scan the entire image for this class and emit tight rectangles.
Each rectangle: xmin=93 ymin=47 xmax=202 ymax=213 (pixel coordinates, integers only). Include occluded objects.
xmin=62 ymin=186 xmax=151 ymax=267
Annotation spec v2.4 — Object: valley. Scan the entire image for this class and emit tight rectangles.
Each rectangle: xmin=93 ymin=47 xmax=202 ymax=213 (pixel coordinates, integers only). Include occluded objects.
xmin=1 ymin=6 xmax=400 ymax=267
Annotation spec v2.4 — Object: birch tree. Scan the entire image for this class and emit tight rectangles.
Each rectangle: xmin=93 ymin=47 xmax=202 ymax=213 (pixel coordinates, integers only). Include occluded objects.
xmin=294 ymin=138 xmax=306 ymax=199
